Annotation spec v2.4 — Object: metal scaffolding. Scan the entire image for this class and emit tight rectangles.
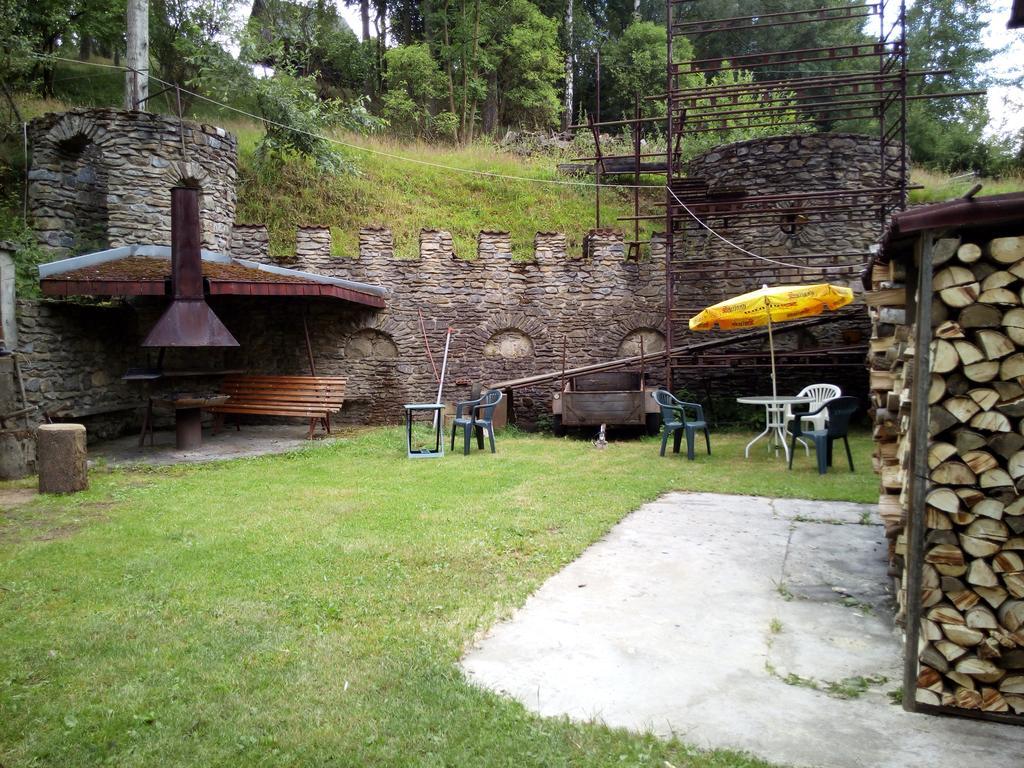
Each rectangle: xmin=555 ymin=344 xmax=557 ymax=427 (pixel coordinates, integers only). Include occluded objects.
xmin=569 ymin=1 xmax=982 ymax=390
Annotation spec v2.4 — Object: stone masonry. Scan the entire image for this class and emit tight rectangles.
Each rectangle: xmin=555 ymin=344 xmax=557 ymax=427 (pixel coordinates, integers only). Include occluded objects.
xmin=13 ymin=123 xmax=892 ymax=436
xmin=27 ymin=108 xmax=237 ymax=257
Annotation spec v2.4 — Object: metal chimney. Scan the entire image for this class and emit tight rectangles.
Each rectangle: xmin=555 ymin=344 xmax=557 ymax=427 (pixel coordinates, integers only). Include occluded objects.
xmin=141 ymin=187 xmax=239 ymax=348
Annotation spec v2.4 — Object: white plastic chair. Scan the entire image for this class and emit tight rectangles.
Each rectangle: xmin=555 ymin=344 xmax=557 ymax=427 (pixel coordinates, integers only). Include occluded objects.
xmin=786 ymin=384 xmax=842 ymax=434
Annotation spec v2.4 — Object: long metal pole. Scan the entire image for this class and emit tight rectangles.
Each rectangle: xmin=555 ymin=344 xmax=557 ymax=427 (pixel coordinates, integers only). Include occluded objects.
xmin=664 ymin=0 xmax=675 ymax=391
xmin=433 ymin=327 xmax=453 ymax=429
xmin=594 ymin=50 xmax=601 ymax=228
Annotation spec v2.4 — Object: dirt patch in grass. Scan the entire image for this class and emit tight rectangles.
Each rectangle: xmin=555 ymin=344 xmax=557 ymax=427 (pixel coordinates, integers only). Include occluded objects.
xmin=0 ymin=498 xmax=111 ymax=543
xmin=0 ymin=488 xmax=37 ymax=510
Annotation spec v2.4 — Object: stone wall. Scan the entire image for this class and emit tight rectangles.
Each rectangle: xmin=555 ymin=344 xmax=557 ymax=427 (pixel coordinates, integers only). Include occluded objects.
xmin=10 ymin=128 xmax=893 ymax=437
xmin=662 ymin=133 xmax=891 ymax=403
xmin=27 ymin=109 xmax=237 ymax=258
xmin=224 ymin=225 xmax=666 ymax=426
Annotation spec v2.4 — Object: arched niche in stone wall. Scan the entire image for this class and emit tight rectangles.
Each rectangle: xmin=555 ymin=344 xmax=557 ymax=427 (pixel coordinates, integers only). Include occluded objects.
xmin=46 ymin=116 xmax=111 ymax=253
xmin=345 ymin=328 xmax=399 ymax=360
xmin=617 ymin=327 xmax=666 ymax=358
xmin=161 ymin=161 xmax=220 ymax=248
xmin=483 ymin=328 xmax=535 ymax=360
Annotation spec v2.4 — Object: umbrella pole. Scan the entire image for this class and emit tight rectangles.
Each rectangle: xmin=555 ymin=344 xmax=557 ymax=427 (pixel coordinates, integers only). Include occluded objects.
xmin=767 ymin=309 xmax=777 ymax=401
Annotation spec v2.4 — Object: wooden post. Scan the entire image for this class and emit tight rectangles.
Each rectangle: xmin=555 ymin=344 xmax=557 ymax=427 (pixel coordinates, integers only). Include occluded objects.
xmin=125 ymin=0 xmax=149 ymax=111
xmin=902 ymin=230 xmax=934 ymax=713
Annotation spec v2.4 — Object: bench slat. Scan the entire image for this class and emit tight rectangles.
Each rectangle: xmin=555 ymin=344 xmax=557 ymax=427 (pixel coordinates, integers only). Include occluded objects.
xmin=208 ymin=405 xmax=333 ymax=417
xmin=207 ymin=375 xmax=346 ymax=431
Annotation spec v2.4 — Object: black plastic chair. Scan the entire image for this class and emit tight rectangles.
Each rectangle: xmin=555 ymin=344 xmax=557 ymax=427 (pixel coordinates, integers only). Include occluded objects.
xmin=653 ymin=389 xmax=711 ymax=460
xmin=787 ymin=396 xmax=859 ymax=474
xmin=451 ymin=389 xmax=503 ymax=455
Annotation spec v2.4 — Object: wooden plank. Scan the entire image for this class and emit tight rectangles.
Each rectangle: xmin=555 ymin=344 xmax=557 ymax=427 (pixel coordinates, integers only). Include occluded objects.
xmin=904 ymin=231 xmax=934 ymax=713
xmin=864 ymin=287 xmax=907 ymax=306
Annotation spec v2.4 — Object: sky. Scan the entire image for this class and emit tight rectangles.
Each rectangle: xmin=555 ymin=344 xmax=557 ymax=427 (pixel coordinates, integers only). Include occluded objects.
xmin=980 ymin=0 xmax=1024 ymax=136
xmin=332 ymin=1 xmax=1024 ymax=138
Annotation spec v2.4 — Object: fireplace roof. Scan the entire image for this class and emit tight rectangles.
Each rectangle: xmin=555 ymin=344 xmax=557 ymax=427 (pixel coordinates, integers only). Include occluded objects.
xmin=38 ymin=246 xmax=386 ymax=308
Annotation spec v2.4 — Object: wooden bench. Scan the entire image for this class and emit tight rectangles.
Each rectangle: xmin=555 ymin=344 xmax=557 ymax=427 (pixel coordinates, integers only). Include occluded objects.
xmin=206 ymin=375 xmax=347 ymax=439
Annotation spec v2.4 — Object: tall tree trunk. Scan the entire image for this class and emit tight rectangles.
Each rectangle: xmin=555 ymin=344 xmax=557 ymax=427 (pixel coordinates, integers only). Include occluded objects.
xmin=482 ymin=69 xmax=498 ymax=135
xmin=459 ymin=0 xmax=469 ymax=141
xmin=125 ymin=0 xmax=149 ymax=111
xmin=374 ymin=0 xmax=386 ymax=92
xmin=442 ymin=1 xmax=457 ymax=114
xmin=463 ymin=0 xmax=481 ymax=143
xmin=562 ymin=0 xmax=573 ymax=130
xmin=79 ymin=36 xmax=92 ymax=61
xmin=360 ymin=0 xmax=370 ymax=42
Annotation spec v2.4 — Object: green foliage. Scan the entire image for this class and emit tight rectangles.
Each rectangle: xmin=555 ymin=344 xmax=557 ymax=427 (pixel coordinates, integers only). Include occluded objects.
xmin=429 ymin=110 xmax=459 ymax=142
xmin=492 ymin=0 xmax=563 ymax=129
xmin=382 ymin=43 xmax=445 ymax=136
xmin=904 ymin=0 xmax=1017 ymax=174
xmin=252 ymin=69 xmax=381 ymax=174
xmin=149 ymin=0 xmax=239 ymax=105
xmin=0 ymin=0 xmax=39 ymax=89
xmin=602 ymin=21 xmax=670 ymax=119
xmin=242 ymin=0 xmax=371 ymax=98
xmin=685 ymin=66 xmax=810 ymax=158
xmin=0 ymin=192 xmax=45 ymax=299
xmin=425 ymin=0 xmax=563 ymax=140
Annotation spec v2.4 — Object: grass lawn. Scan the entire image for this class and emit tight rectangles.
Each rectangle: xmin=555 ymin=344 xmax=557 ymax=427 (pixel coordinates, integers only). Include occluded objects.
xmin=0 ymin=428 xmax=877 ymax=767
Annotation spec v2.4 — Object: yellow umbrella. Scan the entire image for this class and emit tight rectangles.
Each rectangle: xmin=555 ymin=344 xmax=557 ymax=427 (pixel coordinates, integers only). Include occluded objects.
xmin=688 ymin=283 xmax=854 ymax=399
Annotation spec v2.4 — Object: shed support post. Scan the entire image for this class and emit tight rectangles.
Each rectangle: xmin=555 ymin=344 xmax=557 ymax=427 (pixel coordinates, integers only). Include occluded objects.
xmin=901 ymin=230 xmax=934 ymax=712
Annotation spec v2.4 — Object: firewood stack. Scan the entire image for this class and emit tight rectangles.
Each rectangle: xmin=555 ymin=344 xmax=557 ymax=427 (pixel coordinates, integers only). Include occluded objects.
xmin=872 ymin=234 xmax=1024 ymax=715
xmin=866 ymin=249 xmax=910 ymax=591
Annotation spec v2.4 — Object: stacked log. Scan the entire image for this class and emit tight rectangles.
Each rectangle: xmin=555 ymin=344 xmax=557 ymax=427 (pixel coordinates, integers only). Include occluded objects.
xmin=873 ymin=234 xmax=1024 ymax=715
xmin=865 ymin=252 xmax=910 ymax=593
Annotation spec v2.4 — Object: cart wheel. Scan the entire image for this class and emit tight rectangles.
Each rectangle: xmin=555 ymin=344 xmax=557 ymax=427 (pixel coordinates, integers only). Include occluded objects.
xmin=552 ymin=415 xmax=565 ymax=437
xmin=645 ymin=413 xmax=662 ymax=436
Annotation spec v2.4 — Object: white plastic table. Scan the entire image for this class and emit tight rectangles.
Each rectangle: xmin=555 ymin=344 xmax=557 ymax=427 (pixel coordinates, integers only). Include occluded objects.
xmin=736 ymin=396 xmax=813 ymax=461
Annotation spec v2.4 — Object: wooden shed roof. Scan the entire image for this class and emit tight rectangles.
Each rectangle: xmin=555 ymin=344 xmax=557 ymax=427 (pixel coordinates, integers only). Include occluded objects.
xmin=38 ymin=246 xmax=386 ymax=308
xmin=878 ymin=192 xmax=1024 ymax=263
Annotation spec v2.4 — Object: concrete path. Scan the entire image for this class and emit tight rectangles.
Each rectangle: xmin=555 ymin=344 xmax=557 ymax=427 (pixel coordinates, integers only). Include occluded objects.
xmin=90 ymin=424 xmax=359 ymax=467
xmin=461 ymin=492 xmax=1024 ymax=768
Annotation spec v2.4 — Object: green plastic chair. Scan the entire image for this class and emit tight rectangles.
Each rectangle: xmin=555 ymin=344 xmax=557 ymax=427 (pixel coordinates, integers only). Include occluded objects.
xmin=653 ymin=389 xmax=710 ymax=460
xmin=451 ymin=389 xmax=503 ymax=455
xmin=787 ymin=396 xmax=859 ymax=474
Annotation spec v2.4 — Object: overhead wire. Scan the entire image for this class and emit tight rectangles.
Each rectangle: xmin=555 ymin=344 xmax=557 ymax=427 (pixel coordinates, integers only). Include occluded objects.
xmin=30 ymin=52 xmax=870 ymax=271
xmin=666 ymin=187 xmax=866 ymax=273
xmin=29 ymin=53 xmax=660 ymax=191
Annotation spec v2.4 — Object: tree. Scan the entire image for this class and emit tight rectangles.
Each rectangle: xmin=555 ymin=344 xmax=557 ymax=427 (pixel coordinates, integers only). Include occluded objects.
xmin=381 ymin=43 xmax=447 ymax=136
xmin=424 ymin=0 xmax=561 ymax=141
xmin=602 ymin=20 xmax=667 ymax=120
xmin=562 ymin=0 xmax=573 ymax=130
xmin=906 ymin=0 xmax=999 ymax=171
xmin=251 ymin=67 xmax=382 ymax=173
xmin=244 ymin=0 xmax=370 ymax=99
xmin=149 ymin=0 xmax=238 ymax=105
xmin=492 ymin=0 xmax=563 ymax=129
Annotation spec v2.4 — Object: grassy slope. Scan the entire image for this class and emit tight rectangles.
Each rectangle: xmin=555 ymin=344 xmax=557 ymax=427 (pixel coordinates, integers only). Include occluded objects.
xmin=0 ymin=429 xmax=879 ymax=767
xmin=909 ymin=167 xmax=1024 ymax=204
xmin=13 ymin=59 xmax=649 ymax=260
xmin=12 ymin=58 xmax=1023 ymax=262
xmin=233 ymin=130 xmax=650 ymax=260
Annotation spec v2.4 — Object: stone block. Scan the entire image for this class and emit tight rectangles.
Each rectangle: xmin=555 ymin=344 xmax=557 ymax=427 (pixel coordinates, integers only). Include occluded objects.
xmin=0 ymin=429 xmax=35 ymax=480
xmin=37 ymin=423 xmax=88 ymax=494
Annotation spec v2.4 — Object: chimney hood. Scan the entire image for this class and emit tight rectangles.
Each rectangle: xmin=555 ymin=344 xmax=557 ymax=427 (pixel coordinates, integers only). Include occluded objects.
xmin=142 ymin=187 xmax=239 ymax=348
